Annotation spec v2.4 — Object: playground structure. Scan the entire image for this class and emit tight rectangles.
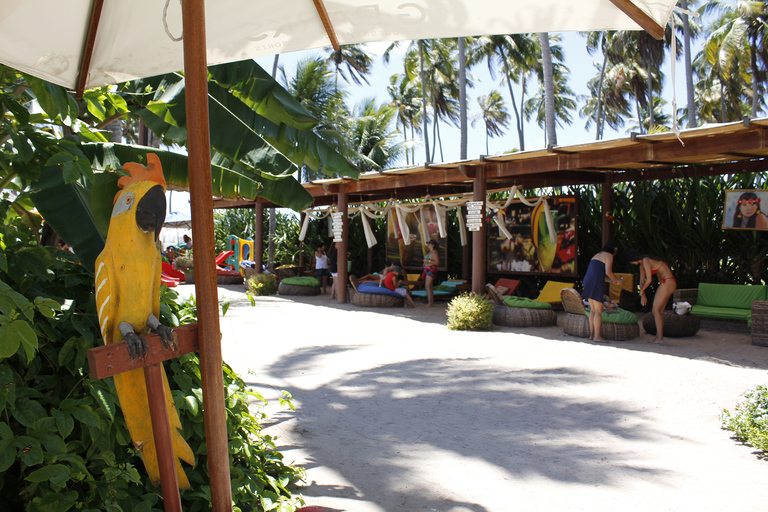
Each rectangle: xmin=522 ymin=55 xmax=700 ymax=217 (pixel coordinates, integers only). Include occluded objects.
xmin=226 ymin=235 xmax=256 ymax=276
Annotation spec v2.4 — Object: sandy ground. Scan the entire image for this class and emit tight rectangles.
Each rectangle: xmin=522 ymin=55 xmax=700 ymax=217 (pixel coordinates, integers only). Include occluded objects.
xmin=176 ymin=283 xmax=768 ymax=512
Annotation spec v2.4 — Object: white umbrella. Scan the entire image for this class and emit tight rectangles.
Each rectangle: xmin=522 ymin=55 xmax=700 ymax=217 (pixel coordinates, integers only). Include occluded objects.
xmin=0 ymin=1 xmax=678 ymax=510
xmin=163 ymin=211 xmax=192 ymax=229
xmin=0 ymin=0 xmax=675 ymax=93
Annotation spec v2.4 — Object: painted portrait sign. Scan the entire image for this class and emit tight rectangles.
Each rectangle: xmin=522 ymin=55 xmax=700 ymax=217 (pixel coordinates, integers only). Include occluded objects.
xmin=386 ymin=205 xmax=447 ymax=271
xmin=488 ymin=196 xmax=577 ymax=276
xmin=723 ymin=189 xmax=768 ymax=230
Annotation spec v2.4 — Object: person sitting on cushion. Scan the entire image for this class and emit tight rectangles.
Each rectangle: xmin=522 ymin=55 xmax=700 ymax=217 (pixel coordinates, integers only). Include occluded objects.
xmin=384 ymin=266 xmax=418 ymax=308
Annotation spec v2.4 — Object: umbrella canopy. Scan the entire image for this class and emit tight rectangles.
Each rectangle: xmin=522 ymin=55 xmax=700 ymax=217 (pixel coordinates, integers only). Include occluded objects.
xmin=164 ymin=211 xmax=192 ymax=229
xmin=0 ymin=0 xmax=676 ymax=93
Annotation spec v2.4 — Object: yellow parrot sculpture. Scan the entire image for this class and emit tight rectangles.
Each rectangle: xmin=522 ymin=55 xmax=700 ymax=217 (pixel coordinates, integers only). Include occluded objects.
xmin=94 ymin=154 xmax=194 ymax=489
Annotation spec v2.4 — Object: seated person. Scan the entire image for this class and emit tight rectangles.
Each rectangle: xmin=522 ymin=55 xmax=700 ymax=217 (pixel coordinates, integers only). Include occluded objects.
xmin=384 ymin=266 xmax=418 ymax=308
xmin=356 ymin=262 xmax=397 ymax=287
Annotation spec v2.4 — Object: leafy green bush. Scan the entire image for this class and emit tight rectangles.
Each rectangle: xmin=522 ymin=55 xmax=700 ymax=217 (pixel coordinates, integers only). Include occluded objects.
xmin=721 ymin=385 xmax=768 ymax=456
xmin=248 ymin=273 xmax=278 ymax=296
xmin=446 ymin=292 xmax=494 ymax=331
xmin=0 ymin=222 xmax=304 ymax=511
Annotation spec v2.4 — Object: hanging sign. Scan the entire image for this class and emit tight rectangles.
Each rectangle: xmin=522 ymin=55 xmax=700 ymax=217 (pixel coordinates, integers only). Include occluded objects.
xmin=466 ymin=201 xmax=484 ymax=231
xmin=332 ymin=212 xmax=344 ymax=242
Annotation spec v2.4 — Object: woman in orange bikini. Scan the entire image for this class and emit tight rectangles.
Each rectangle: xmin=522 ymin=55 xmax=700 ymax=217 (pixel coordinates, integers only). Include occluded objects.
xmin=625 ymin=248 xmax=677 ymax=343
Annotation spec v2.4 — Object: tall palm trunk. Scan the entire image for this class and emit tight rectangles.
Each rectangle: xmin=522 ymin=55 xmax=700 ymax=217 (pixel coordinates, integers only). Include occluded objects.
xmin=419 ymin=40 xmax=431 ymax=163
xmin=596 ymin=51 xmax=608 ymax=140
xmin=750 ymin=32 xmax=760 ymax=117
xmin=646 ymin=49 xmax=654 ymax=129
xmin=540 ymin=33 xmax=557 ymax=147
xmin=459 ymin=37 xmax=468 ymax=160
xmin=500 ymin=49 xmax=525 ymax=151
xmin=681 ymin=0 xmax=696 ymax=128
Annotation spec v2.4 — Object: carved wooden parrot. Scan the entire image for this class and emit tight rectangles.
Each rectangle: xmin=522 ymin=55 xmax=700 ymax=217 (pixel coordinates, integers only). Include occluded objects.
xmin=94 ymin=154 xmax=194 ymax=489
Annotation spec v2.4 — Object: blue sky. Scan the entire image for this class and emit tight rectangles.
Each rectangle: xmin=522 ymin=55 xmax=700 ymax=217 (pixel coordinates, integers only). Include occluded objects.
xmin=253 ymin=29 xmax=698 ymax=166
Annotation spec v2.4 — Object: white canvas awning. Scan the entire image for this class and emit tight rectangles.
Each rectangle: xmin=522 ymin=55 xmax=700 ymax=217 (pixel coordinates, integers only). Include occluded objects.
xmin=0 ymin=0 xmax=677 ymax=92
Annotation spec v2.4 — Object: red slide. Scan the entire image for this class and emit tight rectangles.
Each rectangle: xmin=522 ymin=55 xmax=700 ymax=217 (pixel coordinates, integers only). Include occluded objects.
xmin=215 ymin=251 xmax=234 ymax=267
xmin=163 ymin=261 xmax=185 ymax=280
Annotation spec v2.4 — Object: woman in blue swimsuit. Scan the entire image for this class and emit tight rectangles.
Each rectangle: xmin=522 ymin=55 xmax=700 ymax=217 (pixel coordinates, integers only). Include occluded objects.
xmin=582 ymin=240 xmax=623 ymax=342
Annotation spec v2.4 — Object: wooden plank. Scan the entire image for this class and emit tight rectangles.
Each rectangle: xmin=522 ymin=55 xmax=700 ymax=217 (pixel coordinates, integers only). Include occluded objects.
xmin=609 ymin=0 xmax=665 ymax=39
xmin=87 ymin=323 xmax=199 ymax=380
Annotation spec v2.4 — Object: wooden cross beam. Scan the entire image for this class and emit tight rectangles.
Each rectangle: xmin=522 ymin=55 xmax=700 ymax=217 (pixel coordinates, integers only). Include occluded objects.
xmin=88 ymin=323 xmax=200 ymax=512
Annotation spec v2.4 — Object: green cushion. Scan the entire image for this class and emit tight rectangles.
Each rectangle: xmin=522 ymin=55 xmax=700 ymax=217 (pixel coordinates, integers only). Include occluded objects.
xmin=691 ymin=304 xmax=752 ymax=326
xmin=282 ymin=276 xmax=320 ymax=287
xmin=697 ymin=283 xmax=767 ymax=310
xmin=503 ymin=296 xmax=553 ymax=309
xmin=584 ymin=307 xmax=639 ymax=324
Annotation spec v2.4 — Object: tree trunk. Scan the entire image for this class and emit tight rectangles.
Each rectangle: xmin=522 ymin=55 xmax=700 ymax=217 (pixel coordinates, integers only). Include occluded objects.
xmin=681 ymin=0 xmax=696 ymax=128
xmin=501 ymin=50 xmax=525 ymax=151
xmin=596 ymin=51 xmax=608 ymax=140
xmin=419 ymin=40 xmax=431 ymax=164
xmin=459 ymin=37 xmax=468 ymax=160
xmin=750 ymin=33 xmax=759 ymax=117
xmin=646 ymin=49 xmax=654 ymax=129
xmin=540 ymin=33 xmax=557 ymax=147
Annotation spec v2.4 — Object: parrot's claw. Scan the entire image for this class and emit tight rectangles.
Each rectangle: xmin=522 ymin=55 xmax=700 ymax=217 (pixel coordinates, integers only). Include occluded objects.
xmin=154 ymin=324 xmax=178 ymax=351
xmin=124 ymin=332 xmax=148 ymax=361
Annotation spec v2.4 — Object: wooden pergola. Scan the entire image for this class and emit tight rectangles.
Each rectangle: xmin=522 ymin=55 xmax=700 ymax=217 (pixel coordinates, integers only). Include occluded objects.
xmin=218 ymin=118 xmax=768 ymax=304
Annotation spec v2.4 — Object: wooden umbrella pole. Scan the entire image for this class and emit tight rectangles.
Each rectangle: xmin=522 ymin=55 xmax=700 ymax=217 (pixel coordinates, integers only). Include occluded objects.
xmin=181 ymin=1 xmax=233 ymax=511
xmin=472 ymin=166 xmax=487 ymax=294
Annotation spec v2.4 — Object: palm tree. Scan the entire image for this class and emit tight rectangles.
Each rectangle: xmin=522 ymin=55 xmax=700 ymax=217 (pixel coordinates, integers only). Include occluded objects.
xmin=347 ymin=99 xmax=405 ymax=172
xmin=679 ymin=0 xmax=700 ymax=128
xmin=324 ymin=44 xmax=374 ymax=86
xmin=468 ymin=33 xmax=539 ymax=151
xmin=525 ymin=59 xmax=576 ymax=145
xmin=473 ymin=90 xmax=510 ymax=153
xmin=387 ymin=73 xmax=421 ymax=165
xmin=539 ymin=32 xmax=558 ymax=146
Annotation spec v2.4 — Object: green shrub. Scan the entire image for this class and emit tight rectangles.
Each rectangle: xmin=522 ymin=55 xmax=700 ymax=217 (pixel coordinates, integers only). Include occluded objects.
xmin=0 ymin=223 xmax=304 ymax=511
xmin=721 ymin=385 xmax=768 ymax=456
xmin=446 ymin=292 xmax=494 ymax=331
xmin=248 ymin=273 xmax=278 ymax=296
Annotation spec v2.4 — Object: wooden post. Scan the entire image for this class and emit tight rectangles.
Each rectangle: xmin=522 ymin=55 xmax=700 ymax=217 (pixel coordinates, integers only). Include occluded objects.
xmin=88 ymin=323 xmax=200 ymax=512
xmin=367 ymin=246 xmax=374 ymax=275
xmin=472 ymin=167 xmax=487 ymax=294
xmin=337 ymin=183 xmax=349 ymax=303
xmin=298 ymin=213 xmax=305 ymax=272
xmin=602 ymin=174 xmax=614 ymax=247
xmin=254 ymin=200 xmax=264 ymax=274
xmin=462 ymin=243 xmax=471 ymax=282
xmin=180 ymin=2 xmax=232 ymax=511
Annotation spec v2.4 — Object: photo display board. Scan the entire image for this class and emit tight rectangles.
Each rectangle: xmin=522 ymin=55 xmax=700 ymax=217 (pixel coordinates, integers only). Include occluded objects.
xmin=723 ymin=189 xmax=768 ymax=230
xmin=386 ymin=206 xmax=447 ymax=271
xmin=488 ymin=196 xmax=577 ymax=276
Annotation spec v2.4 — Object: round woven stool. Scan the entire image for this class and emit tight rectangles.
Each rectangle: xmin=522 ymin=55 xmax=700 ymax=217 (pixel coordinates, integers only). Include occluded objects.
xmin=562 ymin=313 xmax=640 ymax=341
xmin=492 ymin=306 xmax=557 ymax=327
xmin=642 ymin=311 xmax=700 ymax=337
xmin=351 ymin=290 xmax=404 ymax=307
xmin=278 ymin=282 xmax=321 ymax=296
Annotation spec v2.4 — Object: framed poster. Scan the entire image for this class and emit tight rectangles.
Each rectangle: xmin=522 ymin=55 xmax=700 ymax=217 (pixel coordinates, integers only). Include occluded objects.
xmin=488 ymin=196 xmax=577 ymax=276
xmin=386 ymin=206 xmax=447 ymax=271
xmin=724 ymin=189 xmax=768 ymax=230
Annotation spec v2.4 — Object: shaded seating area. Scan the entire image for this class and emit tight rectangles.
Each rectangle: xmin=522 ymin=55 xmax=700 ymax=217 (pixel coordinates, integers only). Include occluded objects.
xmin=278 ymin=276 xmax=321 ymax=296
xmin=560 ymin=287 xmax=639 ymax=341
xmin=487 ymin=284 xmax=557 ymax=327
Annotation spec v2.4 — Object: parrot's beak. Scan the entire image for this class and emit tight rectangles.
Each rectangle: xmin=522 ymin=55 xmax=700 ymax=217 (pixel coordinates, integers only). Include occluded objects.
xmin=136 ymin=184 xmax=166 ymax=241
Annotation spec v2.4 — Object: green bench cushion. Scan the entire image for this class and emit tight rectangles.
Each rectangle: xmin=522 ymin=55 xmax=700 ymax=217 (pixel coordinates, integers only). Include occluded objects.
xmin=691 ymin=304 xmax=753 ymax=326
xmin=503 ymin=296 xmax=553 ymax=309
xmin=697 ymin=283 xmax=767 ymax=310
xmin=584 ymin=307 xmax=639 ymax=324
xmin=282 ymin=276 xmax=320 ymax=287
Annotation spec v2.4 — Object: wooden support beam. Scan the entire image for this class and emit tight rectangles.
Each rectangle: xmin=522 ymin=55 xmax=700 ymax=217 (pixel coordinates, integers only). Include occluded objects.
xmin=337 ymin=184 xmax=349 ymax=304
xmin=75 ymin=0 xmax=105 ymax=97
xmin=472 ymin=168 xmax=486 ymax=295
xmin=312 ymin=0 xmax=340 ymax=51
xmin=254 ymin=200 xmax=264 ymax=273
xmin=609 ymin=0 xmax=665 ymax=40
xmin=180 ymin=2 xmax=231 ymax=511
xmin=601 ymin=174 xmax=614 ymax=247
